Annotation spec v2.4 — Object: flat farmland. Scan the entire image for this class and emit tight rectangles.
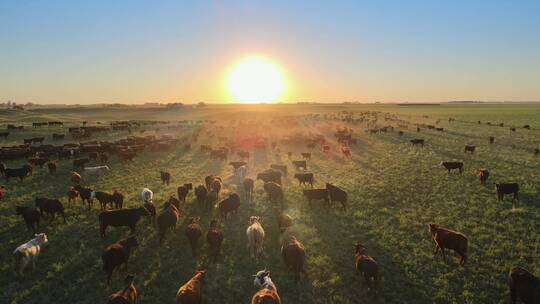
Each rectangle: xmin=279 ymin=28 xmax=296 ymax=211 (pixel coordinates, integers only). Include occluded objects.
xmin=0 ymin=104 xmax=539 ymax=304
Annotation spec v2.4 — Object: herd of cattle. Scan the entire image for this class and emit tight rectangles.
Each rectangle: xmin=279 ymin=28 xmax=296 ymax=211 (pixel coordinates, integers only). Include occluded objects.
xmin=3 ymin=112 xmax=540 ymax=304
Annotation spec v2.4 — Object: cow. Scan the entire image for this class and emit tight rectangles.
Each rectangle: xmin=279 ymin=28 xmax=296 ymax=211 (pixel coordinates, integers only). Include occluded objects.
xmin=0 ymin=185 xmax=6 ymax=201
xmin=294 ymin=173 xmax=314 ymax=187
xmin=177 ymin=183 xmax=193 ymax=203
xmin=410 ymin=139 xmax=424 ymax=146
xmin=66 ymin=187 xmax=80 ymax=204
xmin=98 ymin=207 xmax=150 ymax=239
xmin=464 ymin=145 xmax=476 ymax=154
xmin=16 ymin=206 xmax=40 ymax=235
xmin=301 ymin=152 xmax=311 ymax=160
xmin=176 ymin=270 xmax=206 ymax=304
xmin=156 ymin=203 xmax=180 ymax=245
xmin=326 ymin=183 xmax=348 ymax=211
xmin=74 ymin=185 xmax=94 ymax=209
xmin=185 ymin=217 xmax=202 ymax=256
xmin=428 ymin=224 xmax=468 ymax=265
xmin=204 ymin=190 xmax=218 ymax=211
xmin=489 ymin=136 xmax=495 ymax=144
xmin=206 ymin=219 xmax=223 ymax=257
xmin=263 ymin=182 xmax=284 ymax=205
xmin=84 ymin=165 xmax=110 ymax=176
xmin=140 ymin=187 xmax=153 ymax=205
xmin=322 ymin=145 xmax=331 ymax=153
xmin=281 ymin=236 xmax=306 ymax=281
xmin=251 ymin=270 xmax=281 ymax=304
xmin=439 ymin=161 xmax=463 ymax=174
xmin=2 ymin=164 xmax=33 ymax=182
xmin=302 ymin=189 xmax=330 ymax=206
xmin=495 ymin=183 xmax=519 ymax=202
xmin=92 ymin=191 xmax=115 ymax=210
xmin=107 ymin=274 xmax=137 ymax=304
xmin=102 ymin=236 xmax=139 ymax=285
xmin=243 ymin=177 xmax=254 ymax=201
xmin=341 ymin=146 xmax=351 ymax=157
xmin=292 ymin=160 xmax=307 ymax=171
xmin=355 ymin=243 xmax=379 ymax=290
xmin=194 ymin=185 xmax=208 ymax=204
xmin=71 ymin=171 xmax=82 ymax=184
xmin=270 ymin=164 xmax=287 ymax=175
xmin=217 ymin=193 xmax=240 ymax=219
xmin=13 ymin=233 xmax=48 ymax=275
xmin=112 ymin=190 xmax=124 ymax=209
xmin=160 ymin=171 xmax=171 ymax=185
xmin=35 ymin=197 xmax=66 ymax=223
xmin=47 ymin=161 xmax=57 ymax=175
xmin=478 ymin=169 xmax=489 ymax=185
xmin=205 ymin=175 xmax=222 ymax=191
xmin=273 ymin=207 xmax=293 ymax=233
xmin=210 ymin=179 xmax=222 ymax=197
xmin=257 ymin=169 xmax=282 ymax=185
xmin=246 ymin=216 xmax=265 ymax=261
xmin=507 ymin=266 xmax=540 ymax=304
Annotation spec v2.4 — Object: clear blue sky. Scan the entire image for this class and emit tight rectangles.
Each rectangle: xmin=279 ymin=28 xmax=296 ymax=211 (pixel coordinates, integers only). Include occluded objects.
xmin=1 ymin=0 xmax=539 ymax=104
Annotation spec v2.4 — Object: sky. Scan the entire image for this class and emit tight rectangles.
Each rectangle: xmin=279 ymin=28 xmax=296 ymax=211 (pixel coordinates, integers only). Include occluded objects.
xmin=1 ymin=0 xmax=539 ymax=104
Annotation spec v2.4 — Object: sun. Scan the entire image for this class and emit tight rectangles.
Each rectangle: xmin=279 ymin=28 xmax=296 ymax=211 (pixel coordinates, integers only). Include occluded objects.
xmin=226 ymin=56 xmax=286 ymax=103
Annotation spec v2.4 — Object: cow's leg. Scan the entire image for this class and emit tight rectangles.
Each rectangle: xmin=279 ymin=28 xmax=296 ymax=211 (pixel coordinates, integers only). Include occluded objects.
xmin=433 ymin=245 xmax=440 ymax=256
xmin=441 ymin=248 xmax=447 ymax=263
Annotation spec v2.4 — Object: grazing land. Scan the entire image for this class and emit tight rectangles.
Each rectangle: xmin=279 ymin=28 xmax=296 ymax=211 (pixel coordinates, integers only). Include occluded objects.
xmin=1 ymin=103 xmax=539 ymax=304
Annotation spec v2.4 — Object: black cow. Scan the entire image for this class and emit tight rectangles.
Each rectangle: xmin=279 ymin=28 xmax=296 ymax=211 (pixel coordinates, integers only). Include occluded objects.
xmin=495 ymin=183 xmax=519 ymax=201
xmin=294 ymin=173 xmax=314 ymax=187
xmin=440 ymin=161 xmax=463 ymax=174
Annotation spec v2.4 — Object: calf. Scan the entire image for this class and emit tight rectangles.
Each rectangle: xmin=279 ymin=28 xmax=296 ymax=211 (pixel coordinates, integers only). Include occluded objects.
xmin=251 ymin=270 xmax=281 ymax=304
xmin=264 ymin=182 xmax=284 ymax=204
xmin=35 ymin=197 xmax=66 ymax=223
xmin=140 ymin=187 xmax=153 ymax=205
xmin=464 ymin=145 xmax=476 ymax=154
xmin=326 ymin=183 xmax=348 ymax=211
xmin=177 ymin=183 xmax=193 ymax=203
xmin=107 ymin=274 xmax=137 ymax=304
xmin=206 ymin=219 xmax=223 ymax=256
xmin=160 ymin=171 xmax=171 ymax=185
xmin=176 ymin=270 xmax=206 ymax=304
xmin=185 ymin=217 xmax=202 ymax=256
xmin=13 ymin=233 xmax=48 ymax=275
xmin=439 ymin=161 xmax=463 ymax=174
xmin=218 ymin=193 xmax=240 ymax=219
xmin=478 ymin=169 xmax=489 ymax=185
xmin=98 ymin=207 xmax=150 ymax=239
xmin=281 ymin=236 xmax=306 ymax=281
xmin=303 ymin=189 xmax=330 ymax=206
xmin=292 ymin=160 xmax=307 ymax=171
xmin=3 ymin=164 xmax=33 ymax=182
xmin=16 ymin=206 xmax=40 ymax=235
xmin=428 ymin=224 xmax=468 ymax=265
xmin=156 ymin=203 xmax=180 ymax=245
xmin=112 ymin=190 xmax=124 ymax=209
xmin=243 ymin=177 xmax=254 ymax=201
xmin=246 ymin=216 xmax=265 ymax=260
xmin=508 ymin=266 xmax=540 ymax=304
xmin=355 ymin=244 xmax=379 ymax=290
xmin=93 ymin=191 xmax=115 ymax=210
xmin=495 ymin=183 xmax=519 ymax=201
xmin=489 ymin=136 xmax=495 ymax=144
xmin=102 ymin=236 xmax=139 ymax=284
xmin=410 ymin=139 xmax=424 ymax=146
xmin=273 ymin=207 xmax=293 ymax=233
xmin=294 ymin=173 xmax=314 ymax=187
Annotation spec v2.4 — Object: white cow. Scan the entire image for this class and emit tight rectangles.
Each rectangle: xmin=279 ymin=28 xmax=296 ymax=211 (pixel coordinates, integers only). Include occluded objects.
xmin=140 ymin=188 xmax=153 ymax=206
xmin=13 ymin=233 xmax=48 ymax=275
xmin=246 ymin=216 xmax=265 ymax=261
xmin=83 ymin=165 xmax=110 ymax=176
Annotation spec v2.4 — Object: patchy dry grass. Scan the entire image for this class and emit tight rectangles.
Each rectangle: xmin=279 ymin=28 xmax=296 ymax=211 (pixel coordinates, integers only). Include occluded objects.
xmin=0 ymin=104 xmax=539 ymax=303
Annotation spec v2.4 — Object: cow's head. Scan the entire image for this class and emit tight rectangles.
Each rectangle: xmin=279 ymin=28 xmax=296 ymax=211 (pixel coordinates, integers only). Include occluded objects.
xmin=249 ymin=216 xmax=261 ymax=225
xmin=253 ymin=269 xmax=271 ymax=289
xmin=34 ymin=233 xmax=48 ymax=245
xmin=427 ymin=223 xmax=440 ymax=235
xmin=355 ymin=243 xmax=367 ymax=255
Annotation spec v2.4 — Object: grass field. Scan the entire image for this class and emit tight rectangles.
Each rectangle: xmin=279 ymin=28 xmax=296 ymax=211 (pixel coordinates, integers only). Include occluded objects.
xmin=1 ymin=103 xmax=539 ymax=304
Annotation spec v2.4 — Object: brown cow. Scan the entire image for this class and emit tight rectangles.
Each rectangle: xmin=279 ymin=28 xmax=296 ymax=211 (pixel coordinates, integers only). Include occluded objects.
xmin=185 ymin=217 xmax=202 ymax=256
xmin=273 ymin=207 xmax=293 ymax=233
xmin=464 ymin=145 xmax=476 ymax=154
xmin=102 ymin=236 xmax=139 ymax=285
xmin=156 ymin=203 xmax=180 ymax=245
xmin=478 ymin=169 xmax=489 ymax=185
xmin=67 ymin=187 xmax=80 ymax=203
xmin=508 ymin=266 xmax=540 ymax=304
xmin=206 ymin=219 xmax=223 ymax=256
xmin=243 ymin=177 xmax=254 ymax=201
xmin=428 ymin=224 xmax=468 ymax=265
xmin=176 ymin=270 xmax=206 ymax=304
xmin=107 ymin=274 xmax=137 ymax=304
xmin=47 ymin=161 xmax=57 ymax=175
xmin=281 ymin=236 xmax=306 ymax=281
xmin=355 ymin=243 xmax=379 ymax=290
